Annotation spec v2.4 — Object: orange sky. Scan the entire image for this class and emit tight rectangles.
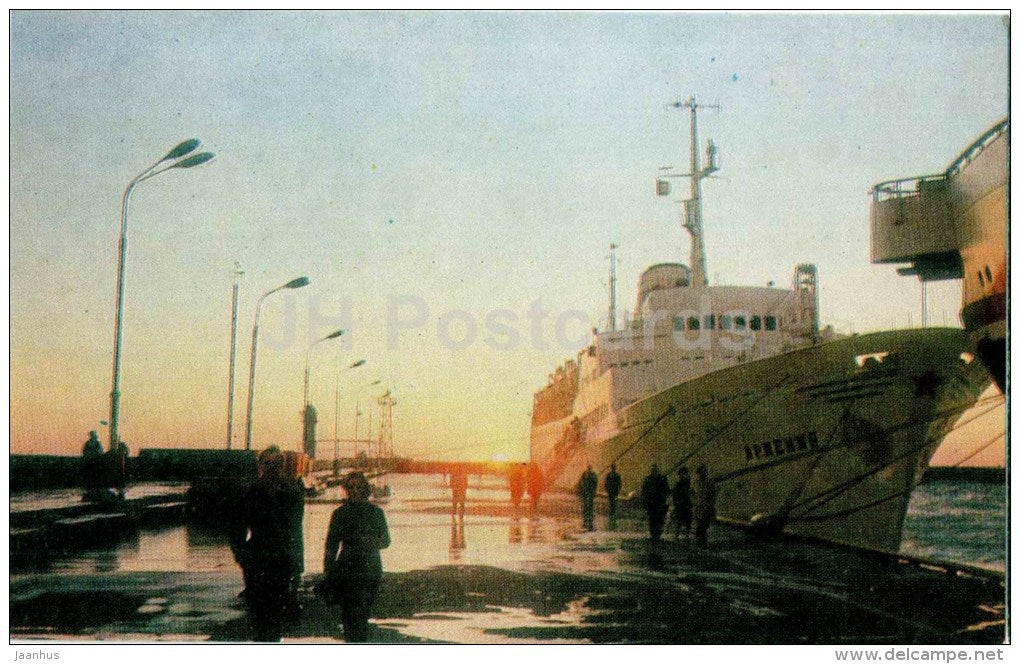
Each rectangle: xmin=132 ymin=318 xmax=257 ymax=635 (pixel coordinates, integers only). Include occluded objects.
xmin=9 ymin=12 xmax=1008 ymax=467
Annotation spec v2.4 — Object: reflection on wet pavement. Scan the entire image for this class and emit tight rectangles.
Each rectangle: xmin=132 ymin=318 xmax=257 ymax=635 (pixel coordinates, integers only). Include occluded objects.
xmin=9 ymin=473 xmax=1006 ymax=643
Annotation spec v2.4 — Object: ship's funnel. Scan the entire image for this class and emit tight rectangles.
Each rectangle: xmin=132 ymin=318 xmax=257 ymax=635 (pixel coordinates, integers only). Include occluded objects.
xmin=636 ymin=263 xmax=690 ymax=316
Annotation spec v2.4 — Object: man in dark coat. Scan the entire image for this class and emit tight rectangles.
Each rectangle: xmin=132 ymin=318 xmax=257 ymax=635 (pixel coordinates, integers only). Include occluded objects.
xmin=672 ymin=467 xmax=693 ymax=539
xmin=604 ymin=463 xmax=622 ymax=517
xmin=323 ymin=471 xmax=391 ymax=642
xmin=82 ymin=431 xmax=104 ymax=495
xmin=233 ymin=446 xmax=305 ymax=641
xmin=640 ymin=464 xmax=671 ymax=542
xmin=577 ymin=465 xmax=598 ymax=531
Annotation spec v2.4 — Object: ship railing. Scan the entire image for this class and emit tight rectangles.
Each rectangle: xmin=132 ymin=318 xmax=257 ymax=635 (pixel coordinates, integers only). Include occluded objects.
xmin=945 ymin=117 xmax=1009 ymax=179
xmin=871 ymin=118 xmax=1009 ymax=203
xmin=870 ymin=173 xmax=947 ymax=202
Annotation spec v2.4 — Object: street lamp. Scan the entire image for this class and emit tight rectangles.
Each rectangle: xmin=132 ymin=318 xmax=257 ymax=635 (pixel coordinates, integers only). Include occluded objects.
xmin=304 ymin=329 xmax=345 ymax=407
xmin=333 ymin=359 xmax=366 ymax=476
xmin=226 ymin=262 xmax=244 ymax=449
xmin=354 ymin=379 xmax=382 ymax=458
xmin=243 ymin=276 xmax=311 ymax=450
xmin=301 ymin=328 xmax=344 ymax=458
xmin=108 ymin=139 xmax=215 ymax=452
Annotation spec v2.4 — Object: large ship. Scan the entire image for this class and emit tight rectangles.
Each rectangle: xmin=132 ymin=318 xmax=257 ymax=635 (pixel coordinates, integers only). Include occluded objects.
xmin=530 ymin=98 xmax=992 ymax=552
xmin=870 ymin=118 xmax=1008 ymax=391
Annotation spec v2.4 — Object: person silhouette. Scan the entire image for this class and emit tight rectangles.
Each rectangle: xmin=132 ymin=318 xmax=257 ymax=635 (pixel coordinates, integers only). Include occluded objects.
xmin=508 ymin=463 xmax=526 ymax=510
xmin=640 ymin=464 xmax=670 ymax=542
xmin=578 ymin=465 xmax=598 ymax=531
xmin=604 ymin=463 xmax=622 ymax=517
xmin=450 ymin=468 xmax=468 ymax=517
xmin=526 ymin=463 xmax=544 ymax=511
xmin=82 ymin=431 xmax=104 ymax=496
xmin=672 ymin=468 xmax=693 ymax=539
xmin=234 ymin=446 xmax=305 ymax=641
xmin=323 ymin=471 xmax=391 ymax=642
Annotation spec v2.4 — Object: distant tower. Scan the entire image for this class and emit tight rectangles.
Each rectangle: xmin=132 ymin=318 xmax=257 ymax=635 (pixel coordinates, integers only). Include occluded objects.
xmin=376 ymin=390 xmax=396 ymax=458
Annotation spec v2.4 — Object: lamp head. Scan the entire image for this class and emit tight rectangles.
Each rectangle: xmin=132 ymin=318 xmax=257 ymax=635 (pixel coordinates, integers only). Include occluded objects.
xmin=284 ymin=277 xmax=310 ymax=289
xmin=172 ymin=152 xmax=216 ymax=169
xmin=323 ymin=329 xmax=344 ymax=340
xmin=162 ymin=139 xmax=201 ymax=162
xmin=349 ymin=359 xmax=367 ymax=369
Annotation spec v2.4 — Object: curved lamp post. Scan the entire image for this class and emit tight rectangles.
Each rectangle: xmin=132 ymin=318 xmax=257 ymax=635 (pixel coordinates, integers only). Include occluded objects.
xmin=243 ymin=276 xmax=310 ymax=450
xmin=333 ymin=359 xmax=366 ymax=475
xmin=353 ymin=379 xmax=382 ymax=458
xmin=304 ymin=329 xmax=345 ymax=407
xmin=108 ymin=139 xmax=215 ymax=452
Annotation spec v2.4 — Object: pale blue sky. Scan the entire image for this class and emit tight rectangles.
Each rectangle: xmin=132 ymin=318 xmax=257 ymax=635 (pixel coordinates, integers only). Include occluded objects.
xmin=10 ymin=12 xmax=1008 ymax=461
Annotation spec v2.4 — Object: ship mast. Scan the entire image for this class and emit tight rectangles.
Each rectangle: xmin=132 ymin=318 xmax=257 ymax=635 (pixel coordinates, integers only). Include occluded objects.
xmin=669 ymin=96 xmax=718 ymax=287
xmin=608 ymin=242 xmax=618 ymax=331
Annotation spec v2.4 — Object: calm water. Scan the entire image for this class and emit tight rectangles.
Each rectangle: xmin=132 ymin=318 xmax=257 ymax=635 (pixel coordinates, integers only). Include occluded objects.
xmin=10 ymin=475 xmax=1006 ymax=574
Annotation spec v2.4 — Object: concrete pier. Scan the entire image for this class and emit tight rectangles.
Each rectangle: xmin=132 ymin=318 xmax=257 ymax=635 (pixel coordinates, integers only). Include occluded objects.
xmin=9 ymin=475 xmax=1004 ymax=644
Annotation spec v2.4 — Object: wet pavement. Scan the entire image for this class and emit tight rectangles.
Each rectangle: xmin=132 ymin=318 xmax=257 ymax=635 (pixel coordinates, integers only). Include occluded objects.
xmin=9 ymin=474 xmax=1006 ymax=644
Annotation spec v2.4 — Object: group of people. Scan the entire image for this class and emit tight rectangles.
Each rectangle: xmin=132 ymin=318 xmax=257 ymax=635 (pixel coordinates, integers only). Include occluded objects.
xmin=231 ymin=445 xmax=390 ymax=642
xmin=81 ymin=430 xmax=129 ymax=500
xmin=507 ymin=462 xmax=545 ymax=511
xmin=576 ymin=462 xmax=717 ymax=546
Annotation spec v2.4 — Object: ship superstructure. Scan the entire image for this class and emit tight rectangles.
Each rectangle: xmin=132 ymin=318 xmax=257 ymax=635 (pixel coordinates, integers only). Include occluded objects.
xmin=870 ymin=119 xmax=1008 ymax=390
xmin=530 ymin=98 xmax=991 ymax=552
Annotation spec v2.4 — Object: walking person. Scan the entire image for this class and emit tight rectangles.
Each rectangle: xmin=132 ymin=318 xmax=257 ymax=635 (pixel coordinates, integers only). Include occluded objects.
xmin=640 ymin=464 xmax=670 ymax=542
xmin=322 ymin=471 xmax=391 ymax=642
xmin=81 ymin=431 xmax=104 ymax=497
xmin=692 ymin=464 xmax=717 ymax=547
xmin=672 ymin=467 xmax=693 ymax=540
xmin=526 ymin=463 xmax=544 ymax=511
xmin=508 ymin=463 xmax=526 ymax=510
xmin=577 ymin=465 xmax=598 ymax=531
xmin=604 ymin=463 xmax=622 ymax=517
xmin=233 ymin=446 xmax=306 ymax=642
xmin=450 ymin=468 xmax=468 ymax=517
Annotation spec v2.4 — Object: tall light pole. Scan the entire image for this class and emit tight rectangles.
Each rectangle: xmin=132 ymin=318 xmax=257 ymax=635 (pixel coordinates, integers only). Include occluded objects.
xmin=301 ymin=328 xmax=344 ymax=458
xmin=226 ymin=262 xmax=244 ymax=449
xmin=304 ymin=329 xmax=345 ymax=407
xmin=334 ymin=359 xmax=366 ymax=475
xmin=108 ymin=139 xmax=215 ymax=452
xmin=354 ymin=379 xmax=381 ymax=458
xmin=243 ymin=276 xmax=310 ymax=451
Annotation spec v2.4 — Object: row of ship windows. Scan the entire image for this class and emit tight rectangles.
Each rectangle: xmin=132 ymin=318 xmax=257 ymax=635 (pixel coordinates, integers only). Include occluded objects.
xmin=744 ymin=431 xmax=820 ymax=462
xmin=610 ymin=359 xmax=655 ymax=368
xmin=674 ymin=314 xmax=778 ymax=332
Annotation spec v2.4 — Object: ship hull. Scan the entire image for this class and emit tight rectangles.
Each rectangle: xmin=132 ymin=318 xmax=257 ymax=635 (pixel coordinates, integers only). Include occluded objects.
xmin=538 ymin=327 xmax=989 ymax=552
